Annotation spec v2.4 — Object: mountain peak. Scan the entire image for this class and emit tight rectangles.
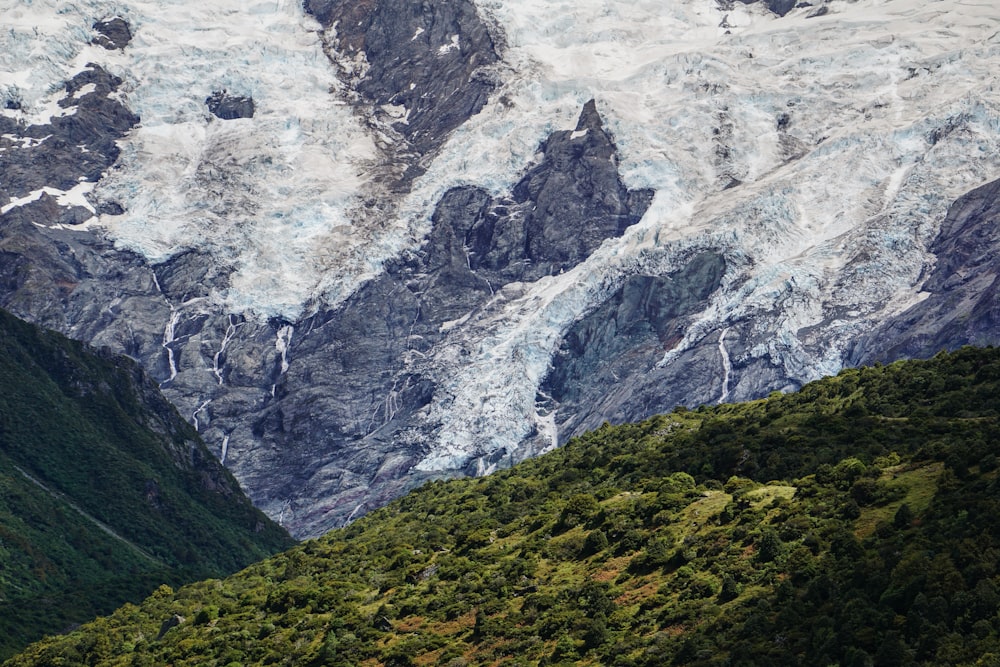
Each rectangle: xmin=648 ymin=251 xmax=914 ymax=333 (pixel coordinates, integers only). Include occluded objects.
xmin=575 ymin=98 xmax=603 ymax=132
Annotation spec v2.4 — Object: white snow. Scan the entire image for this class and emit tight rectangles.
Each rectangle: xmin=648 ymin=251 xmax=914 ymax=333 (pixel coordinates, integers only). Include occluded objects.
xmin=1 ymin=182 xmax=96 ymax=215
xmin=1 ymin=134 xmax=52 ymax=149
xmin=3 ymin=187 xmax=57 ymax=214
xmin=381 ymin=103 xmax=406 ymax=118
xmin=72 ymin=83 xmax=97 ymax=98
xmin=438 ymin=34 xmax=460 ymax=54
xmin=275 ymin=325 xmax=294 ymax=374
xmin=535 ymin=408 xmax=559 ymax=455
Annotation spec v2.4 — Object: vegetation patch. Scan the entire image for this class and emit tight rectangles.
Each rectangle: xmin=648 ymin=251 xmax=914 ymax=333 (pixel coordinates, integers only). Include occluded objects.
xmin=0 ymin=310 xmax=293 ymax=659
xmin=7 ymin=347 xmax=1000 ymax=666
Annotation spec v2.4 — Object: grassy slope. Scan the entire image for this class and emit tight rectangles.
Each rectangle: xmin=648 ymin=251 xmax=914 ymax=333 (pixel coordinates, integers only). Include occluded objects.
xmin=0 ymin=309 xmax=295 ymax=658
xmin=7 ymin=347 xmax=1000 ymax=666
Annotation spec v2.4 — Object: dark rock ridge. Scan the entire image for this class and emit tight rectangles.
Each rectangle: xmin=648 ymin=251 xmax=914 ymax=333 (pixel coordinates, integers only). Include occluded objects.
xmin=11 ymin=61 xmax=998 ymax=539
xmin=848 ymin=177 xmax=1000 ymax=364
xmin=205 ymin=90 xmax=255 ymax=120
xmin=719 ymin=0 xmax=809 ymax=17
xmin=304 ymin=0 xmax=500 ymax=183
xmin=427 ymin=100 xmax=654 ymax=285
xmin=5 ymin=3 xmax=998 ymax=544
xmin=92 ymin=17 xmax=132 ymax=50
xmin=756 ymin=0 xmax=798 ymax=16
xmin=0 ymin=62 xmax=144 ymax=337
xmin=0 ymin=63 xmax=175 ymax=394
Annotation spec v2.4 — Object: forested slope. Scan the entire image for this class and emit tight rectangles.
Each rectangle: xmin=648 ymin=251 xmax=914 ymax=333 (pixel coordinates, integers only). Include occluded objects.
xmin=0 ymin=309 xmax=294 ymax=659
xmin=8 ymin=347 xmax=1000 ymax=666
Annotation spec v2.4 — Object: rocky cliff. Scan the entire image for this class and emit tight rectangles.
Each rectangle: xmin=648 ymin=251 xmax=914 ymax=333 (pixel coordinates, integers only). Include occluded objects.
xmin=848 ymin=178 xmax=1000 ymax=364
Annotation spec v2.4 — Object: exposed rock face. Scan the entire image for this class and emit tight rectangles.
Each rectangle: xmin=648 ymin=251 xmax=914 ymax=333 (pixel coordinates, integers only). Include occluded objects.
xmin=0 ymin=1 xmax=502 ymax=538
xmin=92 ymin=18 xmax=132 ymax=50
xmin=4 ymin=0 xmax=1000 ymax=543
xmin=0 ymin=63 xmax=145 ymax=341
xmin=462 ymin=101 xmax=654 ymax=284
xmin=542 ymin=252 xmax=727 ymax=441
xmin=849 ymin=178 xmax=1000 ymax=364
xmin=205 ymin=91 xmax=255 ymax=120
xmin=409 ymin=100 xmax=655 ymax=289
xmin=757 ymin=0 xmax=799 ymax=17
xmin=0 ymin=84 xmax=655 ymax=536
xmin=304 ymin=0 xmax=499 ymax=182
xmin=726 ymin=0 xmax=801 ymax=17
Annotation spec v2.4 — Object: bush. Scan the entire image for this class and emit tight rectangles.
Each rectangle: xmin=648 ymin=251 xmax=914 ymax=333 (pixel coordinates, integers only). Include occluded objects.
xmin=582 ymin=530 xmax=609 ymax=556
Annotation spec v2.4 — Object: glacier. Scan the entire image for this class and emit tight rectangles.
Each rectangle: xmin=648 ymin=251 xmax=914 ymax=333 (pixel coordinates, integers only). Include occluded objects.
xmin=408 ymin=0 xmax=1000 ymax=474
xmin=2 ymin=0 xmax=1000 ymax=536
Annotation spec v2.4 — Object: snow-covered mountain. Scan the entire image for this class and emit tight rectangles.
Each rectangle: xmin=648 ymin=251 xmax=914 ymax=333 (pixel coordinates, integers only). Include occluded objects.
xmin=2 ymin=0 xmax=999 ymax=537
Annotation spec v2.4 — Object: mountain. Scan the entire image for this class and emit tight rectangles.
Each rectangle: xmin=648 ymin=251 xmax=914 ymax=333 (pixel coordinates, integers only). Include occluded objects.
xmin=0 ymin=308 xmax=294 ymax=659
xmin=2 ymin=0 xmax=1000 ymax=537
xmin=7 ymin=346 xmax=1000 ymax=666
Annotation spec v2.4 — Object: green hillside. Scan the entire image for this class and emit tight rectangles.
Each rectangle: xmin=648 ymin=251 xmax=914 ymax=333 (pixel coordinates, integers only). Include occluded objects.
xmin=0 ymin=309 xmax=294 ymax=659
xmin=8 ymin=347 xmax=1000 ymax=666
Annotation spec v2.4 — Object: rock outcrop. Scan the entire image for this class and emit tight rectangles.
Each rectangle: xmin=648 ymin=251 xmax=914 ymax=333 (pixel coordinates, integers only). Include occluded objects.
xmin=0 ymin=65 xmax=138 ymax=203
xmin=0 ymin=85 xmax=656 ymax=536
xmin=3 ymin=0 xmax=1000 ymax=543
xmin=304 ymin=0 xmax=500 ymax=183
xmin=849 ymin=178 xmax=1000 ymax=364
xmin=542 ymin=252 xmax=728 ymax=441
xmin=205 ymin=91 xmax=255 ymax=120
xmin=92 ymin=18 xmax=132 ymax=50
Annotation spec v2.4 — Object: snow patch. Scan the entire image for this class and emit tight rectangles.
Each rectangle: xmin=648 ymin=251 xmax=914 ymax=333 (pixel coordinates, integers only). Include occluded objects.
xmin=535 ymin=409 xmax=559 ymax=455
xmin=1 ymin=182 xmax=96 ymax=215
xmin=275 ymin=325 xmax=294 ymax=374
xmin=381 ymin=103 xmax=409 ymax=123
xmin=438 ymin=34 xmax=460 ymax=54
xmin=71 ymin=82 xmax=97 ymax=98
